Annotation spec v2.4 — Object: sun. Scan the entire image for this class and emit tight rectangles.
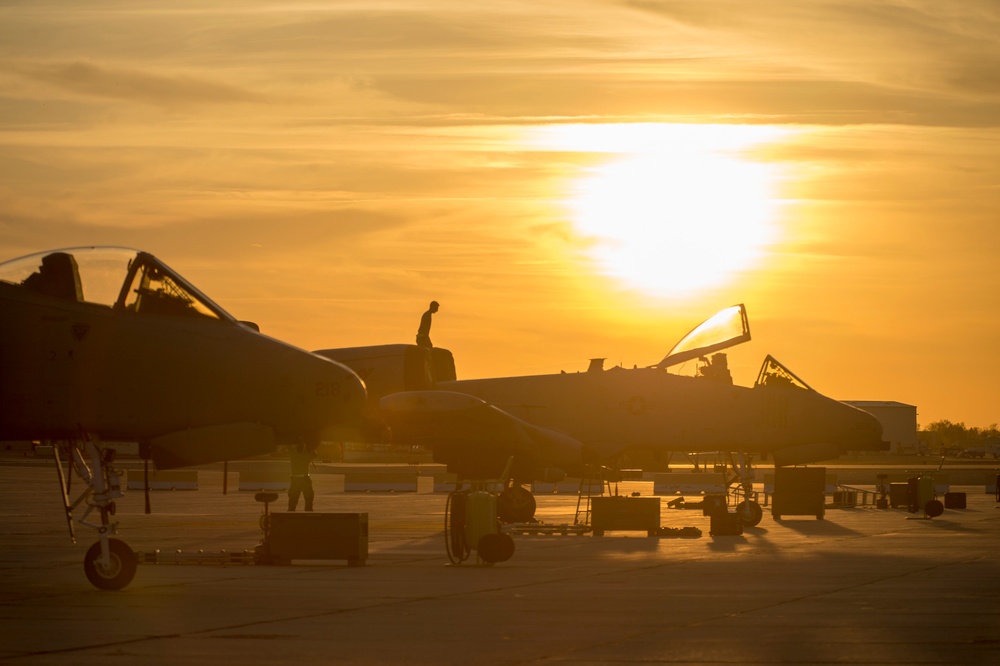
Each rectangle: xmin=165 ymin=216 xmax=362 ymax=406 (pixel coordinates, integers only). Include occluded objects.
xmin=538 ymin=124 xmax=790 ymax=297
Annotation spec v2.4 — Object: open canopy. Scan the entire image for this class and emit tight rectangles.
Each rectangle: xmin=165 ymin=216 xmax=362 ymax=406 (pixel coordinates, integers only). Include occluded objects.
xmin=0 ymin=246 xmax=237 ymax=323
xmin=655 ymin=303 xmax=751 ymax=370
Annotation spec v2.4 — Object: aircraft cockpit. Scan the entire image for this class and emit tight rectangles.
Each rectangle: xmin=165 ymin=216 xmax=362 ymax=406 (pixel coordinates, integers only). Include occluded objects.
xmin=754 ymin=354 xmax=813 ymax=391
xmin=650 ymin=303 xmax=816 ymax=392
xmin=119 ymin=254 xmax=224 ymax=320
xmin=0 ymin=247 xmax=236 ymax=323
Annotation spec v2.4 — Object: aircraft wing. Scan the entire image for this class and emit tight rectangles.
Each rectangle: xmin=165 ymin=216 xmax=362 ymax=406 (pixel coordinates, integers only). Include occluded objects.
xmin=379 ymin=391 xmax=590 ymax=481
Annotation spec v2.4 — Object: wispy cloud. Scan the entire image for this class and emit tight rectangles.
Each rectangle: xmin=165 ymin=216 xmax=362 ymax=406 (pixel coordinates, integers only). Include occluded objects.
xmin=9 ymin=61 xmax=270 ymax=108
xmin=626 ymin=2 xmax=1000 ymax=112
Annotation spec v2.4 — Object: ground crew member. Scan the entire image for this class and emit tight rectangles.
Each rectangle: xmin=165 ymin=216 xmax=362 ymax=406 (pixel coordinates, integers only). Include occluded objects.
xmin=416 ymin=300 xmax=439 ymax=348
xmin=288 ymin=442 xmax=315 ymax=511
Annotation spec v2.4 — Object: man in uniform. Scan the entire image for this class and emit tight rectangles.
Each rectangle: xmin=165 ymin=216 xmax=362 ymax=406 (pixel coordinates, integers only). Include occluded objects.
xmin=288 ymin=442 xmax=316 ymax=511
xmin=416 ymin=300 xmax=439 ymax=348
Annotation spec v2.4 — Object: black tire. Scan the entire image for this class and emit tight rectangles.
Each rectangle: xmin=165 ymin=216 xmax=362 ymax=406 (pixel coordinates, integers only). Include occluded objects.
xmin=925 ymin=500 xmax=944 ymax=518
xmin=497 ymin=486 xmax=536 ymax=523
xmin=477 ymin=532 xmax=515 ymax=564
xmin=736 ymin=500 xmax=764 ymax=527
xmin=83 ymin=538 xmax=137 ymax=591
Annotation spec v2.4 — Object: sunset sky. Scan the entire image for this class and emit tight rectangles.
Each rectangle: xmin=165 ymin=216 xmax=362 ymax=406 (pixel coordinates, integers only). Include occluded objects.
xmin=2 ymin=1 xmax=998 ymax=427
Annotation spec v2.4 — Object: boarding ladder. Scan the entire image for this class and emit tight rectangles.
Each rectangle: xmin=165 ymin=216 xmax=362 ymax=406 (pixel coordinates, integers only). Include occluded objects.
xmin=574 ymin=469 xmax=607 ymax=527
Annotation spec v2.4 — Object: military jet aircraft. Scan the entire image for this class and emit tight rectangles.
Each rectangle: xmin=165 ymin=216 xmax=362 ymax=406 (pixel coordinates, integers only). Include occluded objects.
xmin=0 ymin=247 xmax=367 ymax=589
xmin=318 ymin=304 xmax=884 ymax=527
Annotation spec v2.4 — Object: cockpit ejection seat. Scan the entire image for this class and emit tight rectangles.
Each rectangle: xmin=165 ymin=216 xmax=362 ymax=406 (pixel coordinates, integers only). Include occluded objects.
xmin=22 ymin=252 xmax=84 ymax=302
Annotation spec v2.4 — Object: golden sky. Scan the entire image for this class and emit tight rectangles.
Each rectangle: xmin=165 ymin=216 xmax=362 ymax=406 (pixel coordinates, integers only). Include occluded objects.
xmin=2 ymin=1 xmax=998 ymax=426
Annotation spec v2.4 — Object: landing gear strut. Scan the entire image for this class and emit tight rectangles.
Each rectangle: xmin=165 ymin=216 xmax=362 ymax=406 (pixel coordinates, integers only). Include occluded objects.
xmin=55 ymin=437 xmax=137 ymax=590
xmin=729 ymin=452 xmax=763 ymax=527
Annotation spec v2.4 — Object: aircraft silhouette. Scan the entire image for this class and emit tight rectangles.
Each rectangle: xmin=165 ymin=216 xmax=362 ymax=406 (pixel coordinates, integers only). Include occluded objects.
xmin=0 ymin=247 xmax=367 ymax=589
xmin=318 ymin=304 xmax=885 ymax=526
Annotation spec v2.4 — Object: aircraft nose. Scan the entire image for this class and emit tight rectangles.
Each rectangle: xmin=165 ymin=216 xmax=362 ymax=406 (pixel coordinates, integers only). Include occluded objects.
xmin=314 ymin=357 xmax=368 ymax=438
xmin=853 ymin=407 xmax=886 ymax=452
xmin=337 ymin=364 xmax=368 ymax=422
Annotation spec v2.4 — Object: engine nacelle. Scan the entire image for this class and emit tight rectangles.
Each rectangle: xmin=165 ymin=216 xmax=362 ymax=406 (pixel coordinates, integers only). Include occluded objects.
xmin=315 ymin=344 xmax=456 ymax=408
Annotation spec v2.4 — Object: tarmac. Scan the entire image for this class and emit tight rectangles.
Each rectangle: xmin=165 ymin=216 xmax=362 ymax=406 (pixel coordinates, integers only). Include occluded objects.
xmin=1 ymin=460 xmax=998 ymax=665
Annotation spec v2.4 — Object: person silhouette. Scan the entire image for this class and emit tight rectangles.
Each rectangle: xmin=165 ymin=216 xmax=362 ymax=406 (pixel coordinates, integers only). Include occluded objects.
xmin=287 ymin=442 xmax=315 ymax=511
xmin=416 ymin=300 xmax=439 ymax=348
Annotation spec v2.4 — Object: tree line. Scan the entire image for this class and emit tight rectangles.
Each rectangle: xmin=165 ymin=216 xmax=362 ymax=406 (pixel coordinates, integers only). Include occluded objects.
xmin=919 ymin=420 xmax=999 ymax=450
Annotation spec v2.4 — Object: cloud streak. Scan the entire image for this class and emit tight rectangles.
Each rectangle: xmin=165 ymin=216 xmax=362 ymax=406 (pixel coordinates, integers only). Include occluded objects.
xmin=8 ymin=60 xmax=270 ymax=108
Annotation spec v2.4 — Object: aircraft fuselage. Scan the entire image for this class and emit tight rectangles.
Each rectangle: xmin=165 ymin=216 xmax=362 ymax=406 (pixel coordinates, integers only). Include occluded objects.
xmin=0 ymin=249 xmax=366 ymax=468
xmin=441 ymin=365 xmax=882 ymax=467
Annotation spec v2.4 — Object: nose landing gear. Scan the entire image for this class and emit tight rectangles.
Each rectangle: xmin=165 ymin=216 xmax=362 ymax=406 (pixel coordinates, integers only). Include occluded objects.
xmin=729 ymin=452 xmax=763 ymax=527
xmin=55 ymin=437 xmax=137 ymax=590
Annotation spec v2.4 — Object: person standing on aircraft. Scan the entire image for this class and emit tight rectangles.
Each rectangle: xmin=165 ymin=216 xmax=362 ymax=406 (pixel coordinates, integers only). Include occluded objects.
xmin=287 ymin=442 xmax=316 ymax=511
xmin=416 ymin=300 xmax=439 ymax=348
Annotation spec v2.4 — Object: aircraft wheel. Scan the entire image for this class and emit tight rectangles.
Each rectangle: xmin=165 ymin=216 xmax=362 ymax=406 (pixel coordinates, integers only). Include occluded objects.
xmin=84 ymin=538 xmax=137 ymax=591
xmin=497 ymin=486 xmax=536 ymax=523
xmin=736 ymin=500 xmax=763 ymax=527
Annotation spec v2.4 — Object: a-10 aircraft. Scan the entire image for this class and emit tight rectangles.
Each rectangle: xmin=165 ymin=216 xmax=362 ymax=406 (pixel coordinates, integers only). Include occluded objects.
xmin=0 ymin=247 xmax=367 ymax=590
xmin=318 ymin=304 xmax=885 ymax=526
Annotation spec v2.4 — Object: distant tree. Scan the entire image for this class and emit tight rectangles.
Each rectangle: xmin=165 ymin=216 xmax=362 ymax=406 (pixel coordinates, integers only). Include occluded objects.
xmin=920 ymin=420 xmax=999 ymax=449
xmin=922 ymin=420 xmax=967 ymax=448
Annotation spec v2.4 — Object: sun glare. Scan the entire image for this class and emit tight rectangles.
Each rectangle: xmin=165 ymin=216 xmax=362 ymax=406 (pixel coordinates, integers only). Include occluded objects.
xmin=535 ymin=124 xmax=791 ymax=298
